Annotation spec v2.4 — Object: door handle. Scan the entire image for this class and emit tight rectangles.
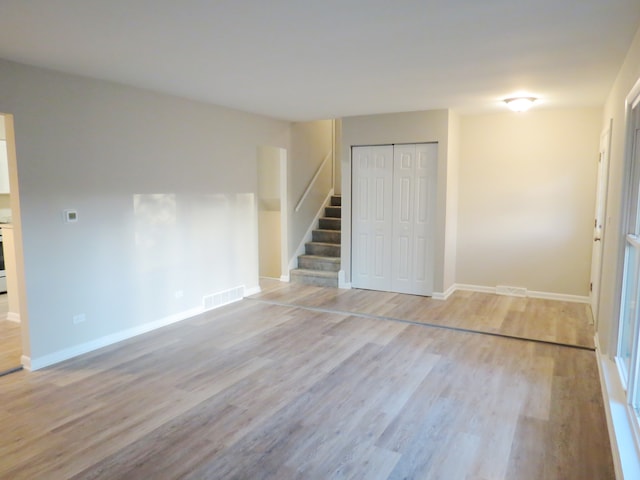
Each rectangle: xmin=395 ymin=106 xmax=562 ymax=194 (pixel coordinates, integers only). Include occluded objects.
xmin=594 ymin=237 xmax=601 ymax=242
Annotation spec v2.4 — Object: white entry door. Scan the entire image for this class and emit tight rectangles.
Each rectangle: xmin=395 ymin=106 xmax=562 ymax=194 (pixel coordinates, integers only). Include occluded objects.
xmin=352 ymin=143 xmax=437 ymax=296
xmin=590 ymin=125 xmax=612 ymax=325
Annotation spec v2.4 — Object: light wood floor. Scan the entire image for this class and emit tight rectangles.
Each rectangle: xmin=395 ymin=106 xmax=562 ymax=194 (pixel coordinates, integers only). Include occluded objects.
xmin=0 ymin=293 xmax=21 ymax=374
xmin=0 ymin=283 xmax=613 ymax=479
xmin=252 ymin=280 xmax=596 ymax=349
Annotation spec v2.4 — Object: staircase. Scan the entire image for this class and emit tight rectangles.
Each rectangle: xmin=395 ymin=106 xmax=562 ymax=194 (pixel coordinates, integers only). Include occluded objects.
xmin=290 ymin=195 xmax=341 ymax=287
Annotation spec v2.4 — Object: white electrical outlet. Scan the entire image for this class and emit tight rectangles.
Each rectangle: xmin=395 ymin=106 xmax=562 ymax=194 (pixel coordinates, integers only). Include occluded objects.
xmin=73 ymin=313 xmax=86 ymax=325
xmin=174 ymin=290 xmax=184 ymax=299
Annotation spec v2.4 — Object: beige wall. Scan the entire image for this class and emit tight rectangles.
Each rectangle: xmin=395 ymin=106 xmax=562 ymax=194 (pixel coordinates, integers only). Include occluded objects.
xmin=457 ymin=108 xmax=602 ymax=296
xmin=334 ymin=119 xmax=342 ymax=195
xmin=597 ymin=25 xmax=640 ymax=354
xmin=340 ymin=109 xmax=454 ymax=293
xmin=0 ymin=59 xmax=290 ymax=365
xmin=444 ymin=111 xmax=460 ymax=291
xmin=257 ymin=146 xmax=284 ymax=279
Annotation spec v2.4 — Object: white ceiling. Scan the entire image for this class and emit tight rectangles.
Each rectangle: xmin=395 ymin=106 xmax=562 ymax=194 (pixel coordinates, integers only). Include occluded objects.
xmin=0 ymin=0 xmax=639 ymax=121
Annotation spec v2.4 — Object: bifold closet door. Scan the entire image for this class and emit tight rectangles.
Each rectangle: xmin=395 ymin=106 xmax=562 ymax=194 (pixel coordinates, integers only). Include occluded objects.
xmin=352 ymin=143 xmax=437 ymax=296
xmin=391 ymin=144 xmax=437 ymax=295
xmin=352 ymin=145 xmax=394 ymax=291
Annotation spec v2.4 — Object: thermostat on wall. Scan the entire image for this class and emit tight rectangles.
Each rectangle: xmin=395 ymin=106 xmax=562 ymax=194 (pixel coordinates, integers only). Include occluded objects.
xmin=64 ymin=209 xmax=78 ymax=223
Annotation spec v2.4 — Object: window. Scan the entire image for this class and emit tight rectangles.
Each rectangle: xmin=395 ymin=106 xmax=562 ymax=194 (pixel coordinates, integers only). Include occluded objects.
xmin=617 ymin=80 xmax=640 ymax=419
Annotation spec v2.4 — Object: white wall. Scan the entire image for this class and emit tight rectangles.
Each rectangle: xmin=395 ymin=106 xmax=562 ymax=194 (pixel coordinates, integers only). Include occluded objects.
xmin=288 ymin=120 xmax=333 ymax=264
xmin=457 ymin=108 xmax=602 ymax=296
xmin=340 ymin=110 xmax=455 ymax=294
xmin=0 ymin=59 xmax=290 ymax=365
xmin=598 ymin=25 xmax=640 ymax=354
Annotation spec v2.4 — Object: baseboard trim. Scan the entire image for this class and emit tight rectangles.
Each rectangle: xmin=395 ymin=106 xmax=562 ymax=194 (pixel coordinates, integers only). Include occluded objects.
xmin=20 ymin=355 xmax=31 ymax=370
xmin=454 ymin=284 xmax=590 ymax=303
xmin=454 ymin=283 xmax=495 ymax=294
xmin=527 ymin=290 xmax=590 ymax=303
xmin=432 ymin=284 xmax=456 ymax=300
xmin=595 ymin=335 xmax=639 ymax=480
xmin=244 ymin=286 xmax=261 ymax=296
xmin=6 ymin=312 xmax=20 ymax=323
xmin=280 ymin=274 xmax=290 ymax=282
xmin=338 ymin=270 xmax=351 ymax=289
xmin=24 ymin=306 xmax=205 ymax=371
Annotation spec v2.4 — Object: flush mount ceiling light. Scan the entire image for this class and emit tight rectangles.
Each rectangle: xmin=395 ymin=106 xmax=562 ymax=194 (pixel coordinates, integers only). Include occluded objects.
xmin=504 ymin=97 xmax=537 ymax=112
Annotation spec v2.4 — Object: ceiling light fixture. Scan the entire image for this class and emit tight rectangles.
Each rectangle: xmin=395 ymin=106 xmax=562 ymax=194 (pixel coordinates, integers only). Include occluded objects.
xmin=504 ymin=97 xmax=537 ymax=112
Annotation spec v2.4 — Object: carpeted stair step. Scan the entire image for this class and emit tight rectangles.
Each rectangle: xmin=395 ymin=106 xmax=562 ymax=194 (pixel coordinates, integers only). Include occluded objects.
xmin=330 ymin=195 xmax=341 ymax=207
xmin=298 ymin=254 xmax=340 ymax=272
xmin=305 ymin=241 xmax=340 ymax=257
xmin=319 ymin=217 xmax=341 ymax=230
xmin=312 ymin=229 xmax=341 ymax=244
xmin=290 ymin=269 xmax=338 ymax=288
xmin=324 ymin=205 xmax=341 ymax=218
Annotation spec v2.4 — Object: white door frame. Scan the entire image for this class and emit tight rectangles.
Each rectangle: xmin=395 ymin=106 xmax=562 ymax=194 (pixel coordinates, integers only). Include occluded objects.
xmin=590 ymin=121 xmax=612 ymax=326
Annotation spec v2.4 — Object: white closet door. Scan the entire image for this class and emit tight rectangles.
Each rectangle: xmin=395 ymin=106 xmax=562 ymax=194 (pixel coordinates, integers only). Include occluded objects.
xmin=391 ymin=144 xmax=437 ymax=295
xmin=352 ymin=145 xmax=393 ymax=291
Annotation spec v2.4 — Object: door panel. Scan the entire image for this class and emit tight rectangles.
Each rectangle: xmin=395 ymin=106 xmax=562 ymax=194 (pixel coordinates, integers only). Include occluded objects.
xmin=352 ymin=146 xmax=393 ymax=291
xmin=413 ymin=144 xmax=437 ymax=295
xmin=392 ymin=145 xmax=416 ymax=293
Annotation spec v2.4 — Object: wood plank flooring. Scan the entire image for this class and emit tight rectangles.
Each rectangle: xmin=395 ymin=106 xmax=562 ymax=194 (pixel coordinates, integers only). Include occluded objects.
xmin=0 ymin=293 xmax=21 ymax=374
xmin=0 ymin=283 xmax=613 ymax=479
xmin=0 ymin=319 xmax=21 ymax=374
xmin=251 ymin=280 xmax=595 ymax=349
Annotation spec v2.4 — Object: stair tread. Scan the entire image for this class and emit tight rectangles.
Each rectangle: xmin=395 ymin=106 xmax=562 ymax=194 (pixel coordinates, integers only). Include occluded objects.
xmin=299 ymin=254 xmax=341 ymax=262
xmin=291 ymin=269 xmax=338 ymax=278
xmin=291 ymin=198 xmax=342 ymax=286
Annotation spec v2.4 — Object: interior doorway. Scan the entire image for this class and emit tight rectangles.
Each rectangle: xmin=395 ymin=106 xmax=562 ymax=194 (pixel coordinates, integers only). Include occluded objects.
xmin=590 ymin=121 xmax=612 ymax=326
xmin=0 ymin=113 xmax=23 ymax=375
xmin=257 ymin=146 xmax=288 ymax=281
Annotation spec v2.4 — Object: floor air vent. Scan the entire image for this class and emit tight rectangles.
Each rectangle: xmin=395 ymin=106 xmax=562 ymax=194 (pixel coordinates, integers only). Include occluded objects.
xmin=203 ymin=286 xmax=245 ymax=311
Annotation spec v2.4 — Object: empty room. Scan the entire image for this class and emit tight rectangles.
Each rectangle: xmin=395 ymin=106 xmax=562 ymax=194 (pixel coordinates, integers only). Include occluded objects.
xmin=1 ymin=1 xmax=640 ymax=479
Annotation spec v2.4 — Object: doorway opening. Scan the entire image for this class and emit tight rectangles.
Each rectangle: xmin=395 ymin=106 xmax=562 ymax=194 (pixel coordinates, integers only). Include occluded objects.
xmin=257 ymin=146 xmax=288 ymax=281
xmin=590 ymin=122 xmax=612 ymax=326
xmin=0 ymin=113 xmax=24 ymax=375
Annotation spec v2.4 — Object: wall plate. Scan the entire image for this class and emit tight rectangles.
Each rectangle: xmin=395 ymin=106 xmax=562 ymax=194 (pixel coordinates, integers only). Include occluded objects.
xmin=64 ymin=209 xmax=78 ymax=223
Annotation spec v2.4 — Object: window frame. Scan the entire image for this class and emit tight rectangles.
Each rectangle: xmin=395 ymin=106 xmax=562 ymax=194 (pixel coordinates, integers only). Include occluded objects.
xmin=615 ymin=77 xmax=640 ymax=454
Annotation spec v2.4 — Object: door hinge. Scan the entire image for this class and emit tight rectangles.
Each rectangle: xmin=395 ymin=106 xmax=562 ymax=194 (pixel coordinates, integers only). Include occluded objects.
xmin=590 ymin=282 xmax=593 ymax=292
xmin=595 ymin=218 xmax=597 ymax=228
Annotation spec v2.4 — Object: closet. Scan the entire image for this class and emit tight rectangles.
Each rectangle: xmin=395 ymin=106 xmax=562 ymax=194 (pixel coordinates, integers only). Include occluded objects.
xmin=351 ymin=143 xmax=437 ymax=296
